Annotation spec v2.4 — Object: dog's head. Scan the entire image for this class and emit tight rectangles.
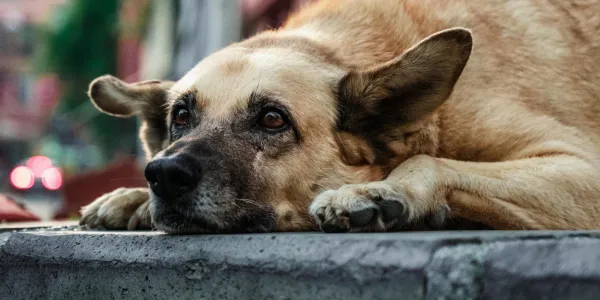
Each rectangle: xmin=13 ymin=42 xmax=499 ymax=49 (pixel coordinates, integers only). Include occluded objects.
xmin=88 ymin=28 xmax=472 ymax=233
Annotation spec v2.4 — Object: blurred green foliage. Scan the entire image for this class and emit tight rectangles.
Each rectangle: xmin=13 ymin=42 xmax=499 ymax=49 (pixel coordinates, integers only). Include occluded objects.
xmin=38 ymin=0 xmax=137 ymax=162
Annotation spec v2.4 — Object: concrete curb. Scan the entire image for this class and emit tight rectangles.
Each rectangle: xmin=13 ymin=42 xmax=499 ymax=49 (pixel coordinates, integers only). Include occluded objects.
xmin=2 ymin=229 xmax=600 ymax=300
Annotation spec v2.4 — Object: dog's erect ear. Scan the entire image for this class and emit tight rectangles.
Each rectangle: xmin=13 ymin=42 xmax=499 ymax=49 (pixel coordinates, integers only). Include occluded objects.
xmin=337 ymin=28 xmax=472 ymax=164
xmin=88 ymin=75 xmax=175 ymax=159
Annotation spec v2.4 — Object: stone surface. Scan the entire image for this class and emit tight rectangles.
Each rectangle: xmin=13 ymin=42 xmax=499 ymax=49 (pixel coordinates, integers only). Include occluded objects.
xmin=1 ymin=228 xmax=600 ymax=300
xmin=0 ymin=220 xmax=78 ymax=232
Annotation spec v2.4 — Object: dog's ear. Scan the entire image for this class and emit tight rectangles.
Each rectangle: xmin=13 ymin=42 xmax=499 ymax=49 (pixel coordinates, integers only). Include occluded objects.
xmin=88 ymin=75 xmax=175 ymax=159
xmin=337 ymin=28 xmax=472 ymax=165
xmin=88 ymin=75 xmax=173 ymax=117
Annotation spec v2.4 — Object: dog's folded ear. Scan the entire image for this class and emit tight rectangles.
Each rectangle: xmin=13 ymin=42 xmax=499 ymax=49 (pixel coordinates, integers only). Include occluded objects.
xmin=336 ymin=27 xmax=473 ymax=165
xmin=88 ymin=75 xmax=174 ymax=117
xmin=88 ymin=75 xmax=175 ymax=159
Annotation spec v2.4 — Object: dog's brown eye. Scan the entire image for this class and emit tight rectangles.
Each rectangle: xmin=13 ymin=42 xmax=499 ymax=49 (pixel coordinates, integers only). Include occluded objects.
xmin=174 ymin=109 xmax=190 ymax=126
xmin=260 ymin=111 xmax=286 ymax=129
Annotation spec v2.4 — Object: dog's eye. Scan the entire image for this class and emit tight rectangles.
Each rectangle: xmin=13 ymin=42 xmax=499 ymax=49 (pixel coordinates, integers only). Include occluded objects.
xmin=259 ymin=110 xmax=287 ymax=130
xmin=174 ymin=108 xmax=190 ymax=126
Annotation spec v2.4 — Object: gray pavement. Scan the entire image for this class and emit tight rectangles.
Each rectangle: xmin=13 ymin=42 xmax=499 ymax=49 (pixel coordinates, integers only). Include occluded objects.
xmin=2 ymin=228 xmax=600 ymax=300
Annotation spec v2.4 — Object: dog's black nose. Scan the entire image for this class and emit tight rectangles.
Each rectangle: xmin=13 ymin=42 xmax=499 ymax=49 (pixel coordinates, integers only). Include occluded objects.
xmin=144 ymin=155 xmax=201 ymax=198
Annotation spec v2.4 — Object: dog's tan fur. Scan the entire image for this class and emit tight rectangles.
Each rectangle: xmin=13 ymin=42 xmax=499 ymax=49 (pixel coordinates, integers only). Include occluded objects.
xmin=81 ymin=0 xmax=600 ymax=232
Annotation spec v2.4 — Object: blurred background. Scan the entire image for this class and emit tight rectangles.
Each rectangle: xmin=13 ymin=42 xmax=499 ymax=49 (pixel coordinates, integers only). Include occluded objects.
xmin=0 ymin=0 xmax=315 ymax=224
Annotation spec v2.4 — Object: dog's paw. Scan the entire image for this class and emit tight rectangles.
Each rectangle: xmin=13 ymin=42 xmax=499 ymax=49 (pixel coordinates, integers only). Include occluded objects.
xmin=309 ymin=182 xmax=447 ymax=233
xmin=79 ymin=187 xmax=151 ymax=230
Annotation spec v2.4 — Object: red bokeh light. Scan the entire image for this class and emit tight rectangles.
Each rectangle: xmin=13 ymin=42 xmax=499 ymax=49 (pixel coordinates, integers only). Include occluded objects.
xmin=41 ymin=167 xmax=63 ymax=190
xmin=26 ymin=155 xmax=53 ymax=178
xmin=10 ymin=166 xmax=35 ymax=190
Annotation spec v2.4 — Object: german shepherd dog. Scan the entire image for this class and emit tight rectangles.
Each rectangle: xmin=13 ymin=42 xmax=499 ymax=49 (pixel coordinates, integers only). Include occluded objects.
xmin=80 ymin=0 xmax=600 ymax=233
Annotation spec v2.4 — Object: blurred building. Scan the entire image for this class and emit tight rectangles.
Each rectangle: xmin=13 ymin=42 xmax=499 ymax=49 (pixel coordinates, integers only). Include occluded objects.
xmin=0 ymin=0 xmax=66 ymax=187
xmin=0 ymin=0 xmax=65 ymax=138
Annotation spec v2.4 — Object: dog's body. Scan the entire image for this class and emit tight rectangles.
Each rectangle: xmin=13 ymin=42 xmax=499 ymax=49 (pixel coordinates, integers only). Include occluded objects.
xmin=80 ymin=0 xmax=600 ymax=232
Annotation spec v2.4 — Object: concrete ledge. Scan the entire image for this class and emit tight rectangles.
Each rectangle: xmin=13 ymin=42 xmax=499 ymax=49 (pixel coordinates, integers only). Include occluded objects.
xmin=2 ymin=229 xmax=600 ymax=300
xmin=0 ymin=220 xmax=78 ymax=232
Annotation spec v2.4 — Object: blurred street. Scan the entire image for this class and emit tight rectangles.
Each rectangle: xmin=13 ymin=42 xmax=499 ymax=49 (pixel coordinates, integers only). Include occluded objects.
xmin=8 ymin=193 xmax=62 ymax=220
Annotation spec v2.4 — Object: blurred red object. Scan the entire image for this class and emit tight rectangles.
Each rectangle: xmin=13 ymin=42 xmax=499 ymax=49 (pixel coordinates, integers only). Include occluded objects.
xmin=54 ymin=157 xmax=146 ymax=219
xmin=242 ymin=0 xmax=316 ymax=37
xmin=0 ymin=194 xmax=41 ymax=222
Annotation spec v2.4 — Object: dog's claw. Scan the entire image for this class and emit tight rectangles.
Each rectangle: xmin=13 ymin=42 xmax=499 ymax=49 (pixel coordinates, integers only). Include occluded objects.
xmin=349 ymin=207 xmax=376 ymax=226
xmin=379 ymin=200 xmax=405 ymax=223
xmin=321 ymin=219 xmax=349 ymax=233
xmin=425 ymin=206 xmax=449 ymax=229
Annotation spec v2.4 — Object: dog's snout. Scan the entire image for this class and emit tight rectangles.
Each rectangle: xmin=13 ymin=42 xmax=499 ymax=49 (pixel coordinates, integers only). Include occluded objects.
xmin=145 ymin=155 xmax=201 ymax=198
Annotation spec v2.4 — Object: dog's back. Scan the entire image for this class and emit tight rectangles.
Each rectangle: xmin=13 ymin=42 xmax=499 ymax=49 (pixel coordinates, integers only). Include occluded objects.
xmin=283 ymin=0 xmax=600 ymax=162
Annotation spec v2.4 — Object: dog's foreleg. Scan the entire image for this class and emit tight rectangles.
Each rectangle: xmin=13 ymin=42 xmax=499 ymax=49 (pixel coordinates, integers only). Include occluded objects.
xmin=310 ymin=154 xmax=600 ymax=231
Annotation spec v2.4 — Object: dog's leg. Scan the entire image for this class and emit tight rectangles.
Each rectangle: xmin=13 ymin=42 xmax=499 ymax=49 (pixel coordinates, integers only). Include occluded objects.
xmin=79 ymin=187 xmax=152 ymax=230
xmin=310 ymin=154 xmax=600 ymax=232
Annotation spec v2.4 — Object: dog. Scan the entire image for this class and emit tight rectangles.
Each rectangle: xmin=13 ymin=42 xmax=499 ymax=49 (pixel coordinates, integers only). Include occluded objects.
xmin=79 ymin=0 xmax=600 ymax=233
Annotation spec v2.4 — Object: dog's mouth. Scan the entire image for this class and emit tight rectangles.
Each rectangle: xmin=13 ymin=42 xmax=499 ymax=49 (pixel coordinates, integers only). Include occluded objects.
xmin=151 ymin=198 xmax=277 ymax=234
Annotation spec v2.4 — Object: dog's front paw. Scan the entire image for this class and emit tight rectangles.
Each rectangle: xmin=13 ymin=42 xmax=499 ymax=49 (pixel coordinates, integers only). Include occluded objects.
xmin=309 ymin=182 xmax=447 ymax=233
xmin=309 ymin=182 xmax=409 ymax=232
xmin=79 ymin=187 xmax=151 ymax=230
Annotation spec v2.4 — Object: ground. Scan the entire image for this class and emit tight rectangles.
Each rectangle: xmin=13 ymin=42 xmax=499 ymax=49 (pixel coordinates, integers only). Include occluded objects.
xmin=1 ymin=223 xmax=600 ymax=300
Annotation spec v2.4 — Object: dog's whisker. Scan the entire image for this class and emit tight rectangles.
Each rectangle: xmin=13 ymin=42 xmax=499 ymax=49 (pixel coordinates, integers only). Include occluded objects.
xmin=235 ymin=198 xmax=264 ymax=209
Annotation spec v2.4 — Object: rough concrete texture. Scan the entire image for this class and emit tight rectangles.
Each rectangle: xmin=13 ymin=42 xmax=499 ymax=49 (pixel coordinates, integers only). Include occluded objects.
xmin=2 ymin=229 xmax=600 ymax=300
